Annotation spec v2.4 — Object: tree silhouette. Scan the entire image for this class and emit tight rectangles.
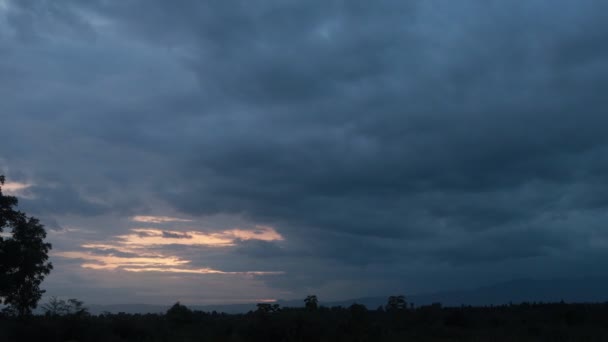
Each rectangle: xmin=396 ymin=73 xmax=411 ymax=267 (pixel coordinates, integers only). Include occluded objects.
xmin=0 ymin=175 xmax=53 ymax=316
xmin=66 ymin=298 xmax=89 ymax=317
xmin=304 ymin=295 xmax=318 ymax=311
xmin=41 ymin=297 xmax=89 ymax=317
xmin=41 ymin=296 xmax=69 ymax=316
xmin=166 ymin=302 xmax=193 ymax=325
xmin=256 ymin=303 xmax=280 ymax=314
xmin=385 ymin=295 xmax=407 ymax=312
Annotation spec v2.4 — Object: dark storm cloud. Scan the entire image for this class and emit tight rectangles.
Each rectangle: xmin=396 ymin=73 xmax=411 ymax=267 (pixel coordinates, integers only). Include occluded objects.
xmin=20 ymin=184 xmax=111 ymax=216
xmin=235 ymin=240 xmax=289 ymax=259
xmin=163 ymin=0 xmax=608 ymax=266
xmin=3 ymin=0 xmax=608 ymax=300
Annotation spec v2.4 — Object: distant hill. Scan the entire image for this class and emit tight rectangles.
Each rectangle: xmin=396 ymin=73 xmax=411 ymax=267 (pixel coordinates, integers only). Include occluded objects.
xmin=84 ymin=275 xmax=608 ymax=315
xmin=86 ymin=303 xmax=259 ymax=315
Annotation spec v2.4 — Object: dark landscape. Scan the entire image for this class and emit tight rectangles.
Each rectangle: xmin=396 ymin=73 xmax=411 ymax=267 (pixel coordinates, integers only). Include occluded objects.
xmin=4 ymin=298 xmax=608 ymax=341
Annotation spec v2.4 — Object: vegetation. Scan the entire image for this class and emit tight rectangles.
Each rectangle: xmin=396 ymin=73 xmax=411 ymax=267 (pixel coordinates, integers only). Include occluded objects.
xmin=0 ymin=175 xmax=53 ymax=316
xmin=385 ymin=295 xmax=407 ymax=312
xmin=41 ymin=297 xmax=90 ymax=318
xmin=304 ymin=294 xmax=319 ymax=311
xmin=2 ymin=297 xmax=608 ymax=341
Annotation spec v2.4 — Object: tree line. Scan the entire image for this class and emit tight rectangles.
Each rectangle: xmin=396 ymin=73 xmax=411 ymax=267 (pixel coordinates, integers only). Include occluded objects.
xmin=3 ymin=296 xmax=608 ymax=341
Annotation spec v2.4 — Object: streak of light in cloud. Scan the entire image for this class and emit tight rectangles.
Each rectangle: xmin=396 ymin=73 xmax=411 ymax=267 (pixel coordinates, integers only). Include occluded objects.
xmin=1 ymin=181 xmax=34 ymax=197
xmin=80 ymin=243 xmax=152 ymax=255
xmin=55 ymin=225 xmax=285 ymax=276
xmin=54 ymin=251 xmax=190 ymax=270
xmin=255 ymin=299 xmax=279 ymax=303
xmin=131 ymin=215 xmax=194 ymax=224
xmin=118 ymin=226 xmax=283 ymax=247
xmin=122 ymin=267 xmax=284 ymax=276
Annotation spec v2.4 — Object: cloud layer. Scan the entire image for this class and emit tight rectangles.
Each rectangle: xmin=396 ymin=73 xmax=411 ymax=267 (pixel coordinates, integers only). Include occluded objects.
xmin=55 ymin=223 xmax=284 ymax=274
xmin=2 ymin=0 xmax=608 ymax=303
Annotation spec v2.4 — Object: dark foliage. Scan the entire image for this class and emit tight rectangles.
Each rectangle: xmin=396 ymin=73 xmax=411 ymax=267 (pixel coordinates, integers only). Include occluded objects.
xmin=304 ymin=294 xmax=319 ymax=311
xmin=3 ymin=300 xmax=608 ymax=341
xmin=385 ymin=295 xmax=407 ymax=312
xmin=0 ymin=176 xmax=53 ymax=316
xmin=42 ymin=297 xmax=90 ymax=318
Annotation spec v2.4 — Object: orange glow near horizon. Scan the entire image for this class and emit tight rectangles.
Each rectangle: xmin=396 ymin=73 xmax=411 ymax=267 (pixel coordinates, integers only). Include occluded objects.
xmin=131 ymin=215 xmax=193 ymax=224
xmin=255 ymin=298 xmax=278 ymax=303
xmin=55 ymin=251 xmax=190 ymax=270
xmin=1 ymin=181 xmax=33 ymax=196
xmin=55 ymin=225 xmax=285 ymax=276
xmin=115 ymin=226 xmax=284 ymax=248
xmin=122 ymin=267 xmax=284 ymax=275
xmin=118 ymin=228 xmax=235 ymax=247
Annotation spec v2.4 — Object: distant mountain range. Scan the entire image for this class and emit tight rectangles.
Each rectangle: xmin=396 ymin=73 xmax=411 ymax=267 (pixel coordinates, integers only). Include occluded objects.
xmin=85 ymin=275 xmax=608 ymax=315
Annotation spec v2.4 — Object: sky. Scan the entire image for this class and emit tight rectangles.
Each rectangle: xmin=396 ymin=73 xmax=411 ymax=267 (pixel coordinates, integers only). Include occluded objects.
xmin=1 ymin=0 xmax=608 ymax=305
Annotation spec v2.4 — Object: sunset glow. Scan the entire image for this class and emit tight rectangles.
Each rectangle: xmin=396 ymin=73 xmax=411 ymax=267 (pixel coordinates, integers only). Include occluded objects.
xmin=55 ymin=251 xmax=190 ymax=270
xmin=117 ymin=226 xmax=283 ymax=248
xmin=55 ymin=226 xmax=285 ymax=276
xmin=121 ymin=267 xmax=284 ymax=275
xmin=131 ymin=215 xmax=193 ymax=224
xmin=1 ymin=181 xmax=32 ymax=196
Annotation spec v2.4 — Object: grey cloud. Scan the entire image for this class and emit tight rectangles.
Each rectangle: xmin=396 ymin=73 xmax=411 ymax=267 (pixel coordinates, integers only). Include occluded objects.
xmin=2 ymin=0 xmax=608 ymax=301
xmin=433 ymin=226 xmax=573 ymax=265
xmin=234 ymin=240 xmax=288 ymax=259
xmin=86 ymin=248 xmax=141 ymax=259
xmin=20 ymin=184 xmax=111 ymax=216
xmin=41 ymin=217 xmax=64 ymax=232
